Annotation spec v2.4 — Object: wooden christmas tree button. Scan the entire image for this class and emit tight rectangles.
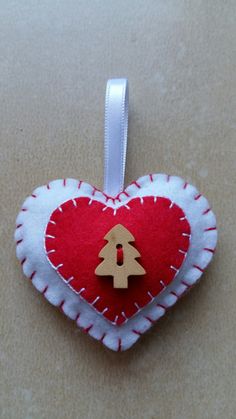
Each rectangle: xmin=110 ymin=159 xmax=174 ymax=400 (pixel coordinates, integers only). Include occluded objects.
xmin=95 ymin=224 xmax=146 ymax=288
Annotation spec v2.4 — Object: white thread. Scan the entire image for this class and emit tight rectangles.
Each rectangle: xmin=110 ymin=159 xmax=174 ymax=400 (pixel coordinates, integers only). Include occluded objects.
xmin=47 ymin=249 xmax=56 ymax=254
xmin=72 ymin=199 xmax=77 ymax=207
xmin=58 ymin=206 xmax=63 ymax=212
xmin=66 ymin=276 xmax=74 ymax=283
xmin=147 ymin=291 xmax=154 ymax=301
xmin=170 ymin=265 xmax=179 ymax=273
xmin=122 ymin=311 xmax=127 ymax=320
xmin=78 ymin=287 xmax=86 ymax=295
xmin=49 ymin=220 xmax=56 ymax=225
xmin=102 ymin=307 xmax=108 ymax=314
xmin=160 ymin=280 xmax=166 ymax=288
xmin=56 ymin=263 xmax=63 ymax=270
xmin=45 ymin=234 xmax=55 ymax=239
xmin=91 ymin=296 xmax=100 ymax=305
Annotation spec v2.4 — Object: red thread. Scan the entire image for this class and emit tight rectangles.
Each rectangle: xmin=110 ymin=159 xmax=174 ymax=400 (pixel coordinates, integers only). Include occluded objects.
xmin=21 ymin=257 xmax=26 ymax=265
xmin=118 ymin=190 xmax=130 ymax=198
xmin=183 ymin=182 xmax=188 ymax=189
xmin=170 ymin=291 xmax=179 ymax=298
xmin=30 ymin=271 xmax=36 ymax=280
xmin=103 ymin=192 xmax=116 ymax=204
xmin=132 ymin=180 xmax=141 ymax=189
xmin=42 ymin=285 xmax=48 ymax=295
xmin=167 ymin=175 xmax=171 ymax=182
xmin=75 ymin=313 xmax=80 ymax=321
xmin=84 ymin=324 xmax=93 ymax=333
xmin=100 ymin=333 xmax=106 ymax=342
xmin=145 ymin=316 xmax=155 ymax=324
xmin=117 ymin=338 xmax=122 ymax=351
xmin=16 ymin=224 xmax=22 ymax=229
xmin=204 ymin=227 xmax=217 ymax=232
xmin=21 ymin=208 xmax=27 ymax=212
xmin=132 ymin=329 xmax=142 ymax=336
xmin=47 ymin=184 xmax=50 ymax=190
xmin=194 ymin=194 xmax=202 ymax=200
xmin=149 ymin=174 xmax=154 ymax=182
xmin=204 ymin=248 xmax=215 ymax=253
xmin=31 ymin=194 xmax=37 ymax=198
xmin=102 ymin=192 xmax=109 ymax=200
xmin=193 ymin=264 xmax=204 ymax=273
xmin=203 ymin=208 xmax=211 ymax=215
xmin=181 ymin=280 xmax=191 ymax=288
xmin=16 ymin=239 xmax=23 ymax=245
xmin=63 ymin=179 xmax=66 ymax=187
xmin=71 ymin=179 xmax=133 ymax=203
xmin=59 ymin=300 xmax=65 ymax=311
xmin=157 ymin=304 xmax=167 ymax=310
xmin=92 ymin=187 xmax=98 ymax=196
xmin=121 ymin=191 xmax=130 ymax=197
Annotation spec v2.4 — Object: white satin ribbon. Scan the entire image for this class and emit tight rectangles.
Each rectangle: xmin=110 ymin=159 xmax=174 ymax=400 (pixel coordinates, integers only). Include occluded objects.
xmin=103 ymin=78 xmax=129 ymax=197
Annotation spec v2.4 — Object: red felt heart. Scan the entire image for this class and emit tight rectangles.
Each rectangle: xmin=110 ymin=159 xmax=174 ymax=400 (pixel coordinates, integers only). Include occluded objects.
xmin=45 ymin=196 xmax=190 ymax=325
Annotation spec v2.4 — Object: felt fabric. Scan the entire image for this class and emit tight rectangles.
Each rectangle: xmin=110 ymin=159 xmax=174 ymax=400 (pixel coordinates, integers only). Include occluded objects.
xmin=15 ymin=174 xmax=217 ymax=351
xmin=45 ymin=196 xmax=190 ymax=325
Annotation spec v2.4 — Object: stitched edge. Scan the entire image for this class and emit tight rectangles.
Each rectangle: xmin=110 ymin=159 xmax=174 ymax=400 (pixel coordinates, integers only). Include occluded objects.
xmin=15 ymin=174 xmax=217 ymax=351
xmin=44 ymin=195 xmax=190 ymax=325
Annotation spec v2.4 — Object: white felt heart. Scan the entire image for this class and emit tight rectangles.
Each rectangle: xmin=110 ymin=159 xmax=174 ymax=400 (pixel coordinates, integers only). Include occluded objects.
xmin=15 ymin=174 xmax=217 ymax=351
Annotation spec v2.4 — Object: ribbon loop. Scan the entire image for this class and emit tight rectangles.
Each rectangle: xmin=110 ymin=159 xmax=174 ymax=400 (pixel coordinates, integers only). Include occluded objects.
xmin=103 ymin=78 xmax=129 ymax=197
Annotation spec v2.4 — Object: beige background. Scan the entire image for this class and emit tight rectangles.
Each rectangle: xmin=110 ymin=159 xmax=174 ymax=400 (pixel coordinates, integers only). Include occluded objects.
xmin=0 ymin=1 xmax=236 ymax=418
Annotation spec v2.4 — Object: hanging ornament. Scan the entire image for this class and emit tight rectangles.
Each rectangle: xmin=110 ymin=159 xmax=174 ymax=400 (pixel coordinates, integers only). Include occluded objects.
xmin=15 ymin=79 xmax=217 ymax=351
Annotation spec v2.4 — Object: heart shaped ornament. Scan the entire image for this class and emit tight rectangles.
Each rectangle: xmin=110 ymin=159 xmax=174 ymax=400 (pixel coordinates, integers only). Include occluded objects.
xmin=15 ymin=80 xmax=217 ymax=351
